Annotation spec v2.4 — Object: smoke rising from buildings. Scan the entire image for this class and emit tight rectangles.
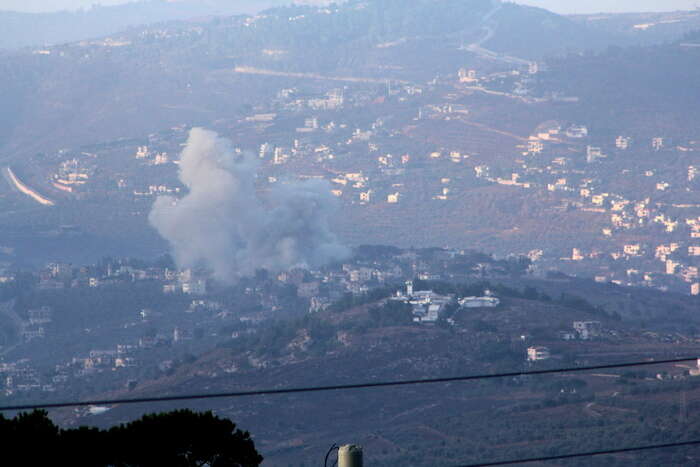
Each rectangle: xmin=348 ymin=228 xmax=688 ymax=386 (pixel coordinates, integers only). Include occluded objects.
xmin=149 ymin=128 xmax=350 ymax=282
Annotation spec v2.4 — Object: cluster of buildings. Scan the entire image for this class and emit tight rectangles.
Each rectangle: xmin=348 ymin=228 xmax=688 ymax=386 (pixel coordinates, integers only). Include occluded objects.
xmin=487 ymin=120 xmax=700 ymax=295
xmin=0 ymin=360 xmax=47 ymax=395
xmin=23 ymin=24 xmax=700 ymax=301
xmin=391 ymin=281 xmax=455 ymax=323
xmin=52 ymin=157 xmax=94 ymax=193
xmin=241 ymin=61 xmax=700 ymax=299
xmin=21 ymin=306 xmax=53 ymax=342
xmin=389 ymin=280 xmax=501 ymax=323
xmin=33 ymin=260 xmax=209 ymax=295
xmin=0 ymin=247 xmax=525 ymax=397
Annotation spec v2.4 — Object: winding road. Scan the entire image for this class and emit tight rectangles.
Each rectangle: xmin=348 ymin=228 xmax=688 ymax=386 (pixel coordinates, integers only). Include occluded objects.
xmin=3 ymin=166 xmax=55 ymax=206
xmin=460 ymin=1 xmax=534 ymax=67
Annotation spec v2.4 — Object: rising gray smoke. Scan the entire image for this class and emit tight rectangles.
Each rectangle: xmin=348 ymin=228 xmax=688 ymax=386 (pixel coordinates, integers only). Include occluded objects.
xmin=149 ymin=128 xmax=349 ymax=282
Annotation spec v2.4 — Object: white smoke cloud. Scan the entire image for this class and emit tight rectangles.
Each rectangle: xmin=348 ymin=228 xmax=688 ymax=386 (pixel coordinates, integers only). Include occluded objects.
xmin=149 ymin=128 xmax=350 ymax=282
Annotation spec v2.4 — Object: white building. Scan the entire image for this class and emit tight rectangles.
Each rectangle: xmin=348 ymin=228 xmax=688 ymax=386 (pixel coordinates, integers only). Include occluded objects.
xmin=393 ymin=281 xmax=453 ymax=323
xmin=586 ymin=146 xmax=605 ymax=163
xmin=615 ymin=136 xmax=631 ymax=150
xmin=458 ymin=68 xmax=477 ymax=83
xmin=527 ymin=346 xmax=550 ymax=362
xmin=566 ymin=125 xmax=588 ymax=138
xmin=459 ymin=291 xmax=500 ymax=308
xmin=182 ymin=280 xmax=207 ymax=295
xmin=413 ymin=303 xmax=442 ymax=323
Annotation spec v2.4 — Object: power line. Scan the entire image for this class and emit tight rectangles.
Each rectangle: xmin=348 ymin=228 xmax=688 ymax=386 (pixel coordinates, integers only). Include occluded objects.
xmin=0 ymin=356 xmax=695 ymax=412
xmin=324 ymin=443 xmax=339 ymax=467
xmin=458 ymin=439 xmax=700 ymax=466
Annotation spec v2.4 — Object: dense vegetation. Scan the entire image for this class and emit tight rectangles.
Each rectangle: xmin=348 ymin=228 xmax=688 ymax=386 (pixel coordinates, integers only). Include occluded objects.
xmin=0 ymin=409 xmax=262 ymax=466
xmin=534 ymin=40 xmax=700 ymax=138
xmin=485 ymin=2 xmax=619 ymax=58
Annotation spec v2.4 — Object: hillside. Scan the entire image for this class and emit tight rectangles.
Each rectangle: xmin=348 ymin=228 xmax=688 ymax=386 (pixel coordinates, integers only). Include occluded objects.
xmin=2 ymin=3 xmax=700 ymax=465
xmin=53 ymin=277 xmax=700 ymax=466
xmin=0 ymin=0 xmax=699 ymax=292
xmin=0 ymin=0 xmax=693 ymax=158
xmin=0 ymin=0 xmax=286 ymax=50
xmin=533 ymin=33 xmax=700 ymax=138
xmin=0 ymin=0 xmax=622 ymax=157
xmin=569 ymin=9 xmax=700 ymax=46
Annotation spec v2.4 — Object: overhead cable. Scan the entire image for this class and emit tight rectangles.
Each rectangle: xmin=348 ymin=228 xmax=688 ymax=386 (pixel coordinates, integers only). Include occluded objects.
xmin=458 ymin=439 xmax=700 ymax=466
xmin=0 ymin=356 xmax=694 ymax=412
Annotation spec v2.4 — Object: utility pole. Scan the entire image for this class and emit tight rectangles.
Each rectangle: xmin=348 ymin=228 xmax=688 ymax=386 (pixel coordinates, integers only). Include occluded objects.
xmin=338 ymin=444 xmax=363 ymax=467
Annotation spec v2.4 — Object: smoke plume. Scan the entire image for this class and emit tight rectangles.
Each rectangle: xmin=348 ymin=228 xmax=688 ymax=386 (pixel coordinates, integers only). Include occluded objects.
xmin=149 ymin=128 xmax=349 ymax=282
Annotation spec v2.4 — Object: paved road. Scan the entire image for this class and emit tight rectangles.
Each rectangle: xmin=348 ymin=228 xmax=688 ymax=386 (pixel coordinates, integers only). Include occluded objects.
xmin=233 ymin=66 xmax=408 ymax=85
xmin=460 ymin=1 xmax=534 ymax=67
xmin=3 ymin=166 xmax=55 ymax=206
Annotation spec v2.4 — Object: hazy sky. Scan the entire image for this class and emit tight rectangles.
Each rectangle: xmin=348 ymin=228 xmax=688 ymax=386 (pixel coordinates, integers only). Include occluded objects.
xmin=0 ymin=0 xmax=134 ymax=13
xmin=514 ymin=0 xmax=699 ymax=14
xmin=0 ymin=0 xmax=698 ymax=14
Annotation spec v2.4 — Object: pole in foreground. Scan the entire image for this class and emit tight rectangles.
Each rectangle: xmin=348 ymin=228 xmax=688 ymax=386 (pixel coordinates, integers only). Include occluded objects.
xmin=338 ymin=444 xmax=363 ymax=467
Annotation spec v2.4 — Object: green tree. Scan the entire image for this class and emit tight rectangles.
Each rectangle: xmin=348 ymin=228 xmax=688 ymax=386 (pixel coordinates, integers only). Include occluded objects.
xmin=0 ymin=410 xmax=59 ymax=465
xmin=108 ymin=409 xmax=263 ymax=467
xmin=0 ymin=409 xmax=263 ymax=467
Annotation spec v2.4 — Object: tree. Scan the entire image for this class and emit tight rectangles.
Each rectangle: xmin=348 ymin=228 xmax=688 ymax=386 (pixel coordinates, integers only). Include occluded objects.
xmin=108 ymin=409 xmax=263 ymax=467
xmin=60 ymin=426 xmax=110 ymax=467
xmin=369 ymin=300 xmax=413 ymax=327
xmin=0 ymin=410 xmax=59 ymax=465
xmin=0 ymin=409 xmax=263 ymax=467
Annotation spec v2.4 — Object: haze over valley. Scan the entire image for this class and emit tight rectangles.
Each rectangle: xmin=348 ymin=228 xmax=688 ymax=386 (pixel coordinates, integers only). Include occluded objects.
xmin=1 ymin=1 xmax=700 ymax=465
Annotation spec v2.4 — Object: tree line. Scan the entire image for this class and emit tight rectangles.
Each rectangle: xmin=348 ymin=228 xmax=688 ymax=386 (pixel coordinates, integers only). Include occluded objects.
xmin=0 ymin=409 xmax=262 ymax=466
